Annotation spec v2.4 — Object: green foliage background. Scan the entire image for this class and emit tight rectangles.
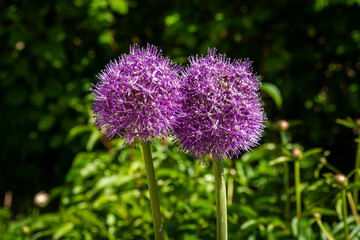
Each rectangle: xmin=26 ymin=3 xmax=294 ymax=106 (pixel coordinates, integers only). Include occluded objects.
xmin=1 ymin=0 xmax=360 ymax=239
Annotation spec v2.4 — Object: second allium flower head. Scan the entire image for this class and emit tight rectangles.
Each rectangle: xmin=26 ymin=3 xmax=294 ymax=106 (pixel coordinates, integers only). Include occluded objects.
xmin=91 ymin=44 xmax=182 ymax=145
xmin=174 ymin=48 xmax=266 ymax=161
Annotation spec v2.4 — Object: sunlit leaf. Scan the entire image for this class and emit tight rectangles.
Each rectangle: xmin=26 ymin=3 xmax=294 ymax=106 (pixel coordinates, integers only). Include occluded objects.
xmin=336 ymin=118 xmax=356 ymax=129
xmin=261 ymin=82 xmax=283 ymax=110
xmin=269 ymin=156 xmax=291 ymax=165
xmin=53 ymin=223 xmax=74 ymax=240
xmin=66 ymin=125 xmax=92 ymax=143
xmin=86 ymin=129 xmax=101 ymax=151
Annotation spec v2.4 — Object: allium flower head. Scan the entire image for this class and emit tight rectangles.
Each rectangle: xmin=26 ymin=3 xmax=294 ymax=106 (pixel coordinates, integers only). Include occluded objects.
xmin=90 ymin=44 xmax=182 ymax=144
xmin=174 ymin=48 xmax=266 ymax=161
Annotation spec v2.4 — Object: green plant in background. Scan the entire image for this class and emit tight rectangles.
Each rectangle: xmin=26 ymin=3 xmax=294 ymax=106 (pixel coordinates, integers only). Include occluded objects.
xmin=269 ymin=132 xmax=323 ymax=239
xmin=1 ymin=116 xmax=360 ymax=239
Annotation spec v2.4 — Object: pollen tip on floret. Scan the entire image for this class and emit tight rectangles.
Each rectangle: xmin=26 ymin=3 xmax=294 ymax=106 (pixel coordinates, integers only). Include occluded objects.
xmin=208 ymin=47 xmax=217 ymax=58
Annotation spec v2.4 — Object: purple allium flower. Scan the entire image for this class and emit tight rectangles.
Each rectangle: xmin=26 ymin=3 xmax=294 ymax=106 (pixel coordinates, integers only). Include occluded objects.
xmin=90 ymin=44 xmax=182 ymax=145
xmin=174 ymin=48 xmax=266 ymax=161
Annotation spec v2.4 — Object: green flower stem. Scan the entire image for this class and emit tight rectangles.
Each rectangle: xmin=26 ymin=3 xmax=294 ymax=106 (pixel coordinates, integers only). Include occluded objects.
xmin=294 ymin=159 xmax=301 ymax=235
xmin=315 ymin=216 xmax=334 ymax=240
xmin=214 ymin=160 xmax=228 ymax=240
xmin=284 ymin=162 xmax=290 ymax=221
xmin=33 ymin=207 xmax=39 ymax=217
xmin=324 ymin=162 xmax=342 ymax=174
xmin=280 ymin=131 xmax=290 ymax=221
xmin=141 ymin=142 xmax=164 ymax=240
xmin=346 ymin=192 xmax=360 ymax=226
xmin=342 ymin=188 xmax=349 ymax=240
xmin=353 ymin=133 xmax=360 ymax=205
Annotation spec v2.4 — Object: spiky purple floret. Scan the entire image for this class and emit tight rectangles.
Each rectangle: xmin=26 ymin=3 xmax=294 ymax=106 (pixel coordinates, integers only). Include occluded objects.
xmin=90 ymin=44 xmax=182 ymax=145
xmin=174 ymin=48 xmax=266 ymax=161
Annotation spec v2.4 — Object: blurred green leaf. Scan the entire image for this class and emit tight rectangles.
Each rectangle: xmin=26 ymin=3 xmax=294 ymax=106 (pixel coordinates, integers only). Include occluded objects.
xmin=238 ymin=205 xmax=258 ymax=219
xmin=335 ymin=198 xmax=343 ymax=220
xmin=347 ymin=182 xmax=360 ymax=191
xmin=350 ymin=225 xmax=360 ymax=239
xmin=336 ymin=117 xmax=356 ymax=129
xmin=94 ymin=175 xmax=133 ymax=191
xmin=86 ymin=129 xmax=101 ymax=151
xmin=108 ymin=0 xmax=129 ymax=14
xmin=53 ymin=223 xmax=74 ymax=240
xmin=0 ymin=208 xmax=11 ymax=219
xmin=303 ymin=148 xmax=323 ymax=158
xmin=156 ymin=168 xmax=186 ymax=179
xmin=261 ymin=82 xmax=283 ymax=110
xmin=269 ymin=156 xmax=291 ymax=165
xmin=310 ymin=207 xmax=337 ymax=216
xmin=66 ymin=125 xmax=93 ymax=143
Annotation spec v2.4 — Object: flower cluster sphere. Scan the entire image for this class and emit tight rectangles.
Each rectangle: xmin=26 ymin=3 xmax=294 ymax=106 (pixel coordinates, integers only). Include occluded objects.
xmin=174 ymin=49 xmax=266 ymax=161
xmin=91 ymin=44 xmax=182 ymax=144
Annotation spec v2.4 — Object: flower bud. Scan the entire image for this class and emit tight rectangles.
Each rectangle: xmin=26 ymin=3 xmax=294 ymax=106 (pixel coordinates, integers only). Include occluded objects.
xmin=229 ymin=168 xmax=236 ymax=176
xmin=357 ymin=119 xmax=360 ymax=128
xmin=335 ymin=174 xmax=347 ymax=185
xmin=34 ymin=191 xmax=49 ymax=208
xmin=279 ymin=120 xmax=289 ymax=131
xmin=313 ymin=212 xmax=321 ymax=219
xmin=318 ymin=157 xmax=327 ymax=164
xmin=292 ymin=148 xmax=302 ymax=159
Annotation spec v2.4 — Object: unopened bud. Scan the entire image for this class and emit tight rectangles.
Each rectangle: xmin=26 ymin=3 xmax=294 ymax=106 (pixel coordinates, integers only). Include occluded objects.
xmin=335 ymin=174 xmax=347 ymax=185
xmin=279 ymin=120 xmax=289 ymax=131
xmin=292 ymin=148 xmax=302 ymax=159
xmin=313 ymin=212 xmax=321 ymax=219
xmin=34 ymin=191 xmax=49 ymax=208
xmin=15 ymin=41 xmax=25 ymax=51
xmin=357 ymin=119 xmax=360 ymax=127
xmin=229 ymin=168 xmax=236 ymax=176
xmin=318 ymin=157 xmax=327 ymax=164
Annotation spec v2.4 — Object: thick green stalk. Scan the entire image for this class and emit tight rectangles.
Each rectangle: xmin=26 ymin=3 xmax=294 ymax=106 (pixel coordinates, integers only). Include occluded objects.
xmin=141 ymin=142 xmax=164 ymax=240
xmin=353 ymin=133 xmax=360 ymax=205
xmin=214 ymin=160 xmax=228 ymax=240
xmin=342 ymin=188 xmax=349 ymax=240
xmin=294 ymin=160 xmax=301 ymax=236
